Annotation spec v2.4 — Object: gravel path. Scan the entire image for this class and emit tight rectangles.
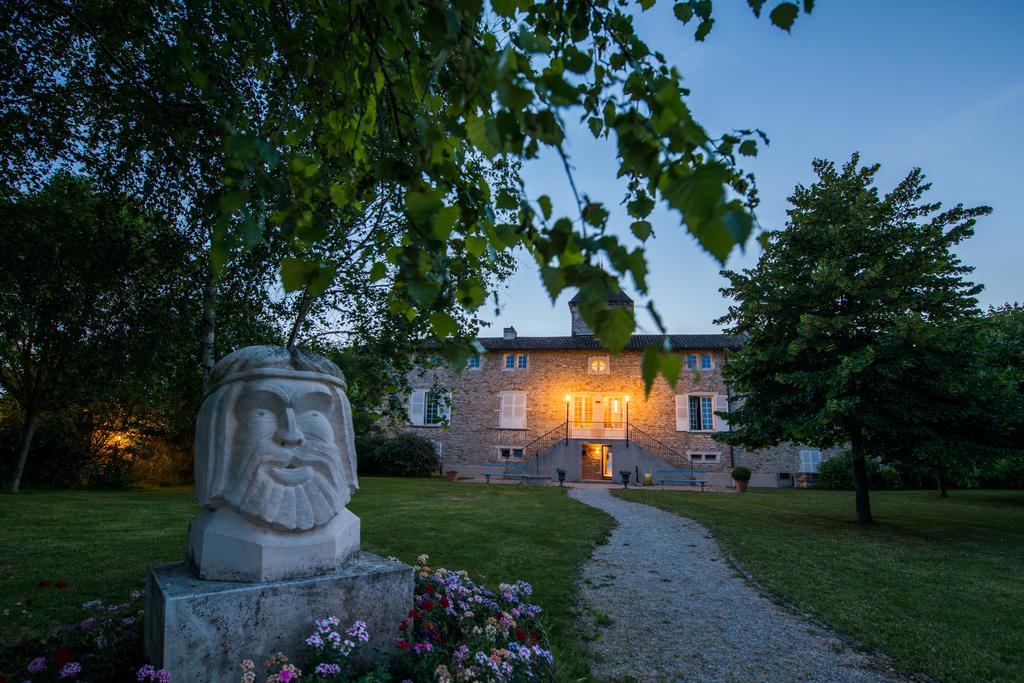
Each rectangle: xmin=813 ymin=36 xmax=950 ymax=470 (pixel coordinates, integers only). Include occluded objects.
xmin=568 ymin=485 xmax=898 ymax=682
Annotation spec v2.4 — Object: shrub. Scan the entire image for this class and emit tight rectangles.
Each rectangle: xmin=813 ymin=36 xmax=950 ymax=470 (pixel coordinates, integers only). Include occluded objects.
xmin=818 ymin=453 xmax=854 ymax=490
xmin=730 ymin=466 xmax=751 ymax=482
xmin=978 ymin=456 xmax=1024 ymax=489
xmin=879 ymin=466 xmax=903 ymax=490
xmin=357 ymin=433 xmax=438 ymax=478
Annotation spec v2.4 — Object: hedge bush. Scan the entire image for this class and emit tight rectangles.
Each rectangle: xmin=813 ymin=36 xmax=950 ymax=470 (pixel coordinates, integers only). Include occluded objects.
xmin=356 ymin=433 xmax=439 ymax=477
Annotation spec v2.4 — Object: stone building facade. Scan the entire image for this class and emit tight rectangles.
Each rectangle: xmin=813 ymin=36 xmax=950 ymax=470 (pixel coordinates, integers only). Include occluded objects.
xmin=401 ymin=292 xmax=837 ymax=487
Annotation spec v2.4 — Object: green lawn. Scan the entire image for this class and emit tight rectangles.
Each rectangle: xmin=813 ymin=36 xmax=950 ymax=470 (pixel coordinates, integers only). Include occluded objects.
xmin=614 ymin=487 xmax=1024 ymax=682
xmin=1 ymin=478 xmax=613 ymax=679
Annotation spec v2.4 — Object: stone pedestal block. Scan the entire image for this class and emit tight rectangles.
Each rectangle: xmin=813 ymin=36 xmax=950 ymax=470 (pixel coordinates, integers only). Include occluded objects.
xmin=145 ymin=553 xmax=413 ymax=683
xmin=187 ymin=507 xmax=361 ymax=582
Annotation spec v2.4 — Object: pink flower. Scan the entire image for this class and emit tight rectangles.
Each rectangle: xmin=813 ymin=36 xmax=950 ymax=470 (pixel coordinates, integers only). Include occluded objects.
xmin=28 ymin=657 xmax=47 ymax=673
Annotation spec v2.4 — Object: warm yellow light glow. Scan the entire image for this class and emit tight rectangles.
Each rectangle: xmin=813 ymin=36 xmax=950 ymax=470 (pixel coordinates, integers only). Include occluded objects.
xmin=564 ymin=394 xmax=571 ymax=403
xmin=624 ymin=395 xmax=631 ymax=403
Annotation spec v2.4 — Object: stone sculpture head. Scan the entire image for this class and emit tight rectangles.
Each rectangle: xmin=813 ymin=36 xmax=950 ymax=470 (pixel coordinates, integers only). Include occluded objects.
xmin=195 ymin=346 xmax=358 ymax=531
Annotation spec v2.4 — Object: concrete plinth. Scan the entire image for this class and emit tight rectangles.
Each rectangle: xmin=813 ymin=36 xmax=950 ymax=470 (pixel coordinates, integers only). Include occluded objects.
xmin=145 ymin=553 xmax=413 ymax=682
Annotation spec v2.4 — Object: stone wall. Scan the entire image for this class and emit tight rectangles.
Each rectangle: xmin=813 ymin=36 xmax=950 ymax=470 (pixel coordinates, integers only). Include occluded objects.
xmin=399 ymin=347 xmax=823 ymax=482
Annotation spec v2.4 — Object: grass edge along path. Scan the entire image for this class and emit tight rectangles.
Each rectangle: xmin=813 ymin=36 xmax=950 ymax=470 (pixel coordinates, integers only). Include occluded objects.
xmin=613 ymin=487 xmax=1024 ymax=682
xmin=0 ymin=478 xmax=614 ymax=681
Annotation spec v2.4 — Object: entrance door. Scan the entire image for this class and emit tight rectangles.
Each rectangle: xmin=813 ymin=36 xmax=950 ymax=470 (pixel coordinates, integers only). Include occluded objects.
xmin=581 ymin=444 xmax=614 ymax=480
xmin=601 ymin=445 xmax=613 ymax=479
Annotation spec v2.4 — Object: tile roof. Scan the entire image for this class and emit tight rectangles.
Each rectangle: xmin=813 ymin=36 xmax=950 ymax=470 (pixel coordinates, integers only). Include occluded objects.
xmin=477 ymin=334 xmax=743 ymax=351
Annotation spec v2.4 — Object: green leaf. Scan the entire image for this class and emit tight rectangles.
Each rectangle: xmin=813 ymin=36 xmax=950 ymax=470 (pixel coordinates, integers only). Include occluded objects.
xmin=641 ymin=345 xmax=660 ymax=396
xmin=769 ymin=2 xmax=799 ymax=31
xmin=406 ymin=189 xmax=443 ymax=222
xmin=220 ymin=189 xmax=248 ymax=213
xmin=492 ymin=0 xmax=519 ymax=17
xmin=638 ymin=0 xmax=656 ymax=9
xmin=673 ymin=3 xmax=694 ymax=22
xmin=429 ymin=311 xmax=459 ymax=338
xmin=660 ymin=351 xmax=682 ymax=389
xmin=588 ymin=117 xmax=603 ymax=138
xmin=631 ymin=220 xmax=653 ymax=242
xmin=496 ymin=191 xmax=519 ymax=210
xmin=369 ymin=261 xmax=387 ymax=282
xmin=747 ymin=0 xmax=766 ymax=17
xmin=538 ymin=195 xmax=553 ymax=220
xmin=694 ymin=18 xmax=715 ymax=41
xmin=738 ymin=140 xmax=758 ymax=157
xmin=465 ymin=116 xmax=499 ymax=158
xmin=432 ymin=205 xmax=461 ymax=239
xmin=307 ymin=263 xmax=337 ymax=297
xmin=803 ymin=0 xmax=814 ymax=13
xmin=465 ymin=235 xmax=487 ymax=257
xmin=280 ymin=257 xmax=310 ymax=292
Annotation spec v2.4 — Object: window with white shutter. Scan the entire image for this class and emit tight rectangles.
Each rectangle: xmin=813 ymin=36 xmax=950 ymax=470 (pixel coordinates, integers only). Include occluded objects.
xmin=715 ymin=395 xmax=730 ymax=432
xmin=799 ymin=449 xmax=822 ymax=473
xmin=408 ymin=389 xmax=426 ymax=425
xmin=675 ymin=395 xmax=689 ymax=431
xmin=499 ymin=391 xmax=527 ymax=429
xmin=409 ymin=389 xmax=450 ymax=426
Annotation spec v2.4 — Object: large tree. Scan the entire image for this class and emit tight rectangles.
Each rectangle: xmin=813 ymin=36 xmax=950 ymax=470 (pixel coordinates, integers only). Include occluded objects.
xmin=1 ymin=0 xmax=813 ymax=390
xmin=0 ymin=174 xmax=198 ymax=492
xmin=717 ymin=155 xmax=991 ymax=523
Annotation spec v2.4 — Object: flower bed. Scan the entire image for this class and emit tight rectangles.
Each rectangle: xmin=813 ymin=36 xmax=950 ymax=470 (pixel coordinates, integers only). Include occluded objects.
xmin=3 ymin=557 xmax=554 ymax=682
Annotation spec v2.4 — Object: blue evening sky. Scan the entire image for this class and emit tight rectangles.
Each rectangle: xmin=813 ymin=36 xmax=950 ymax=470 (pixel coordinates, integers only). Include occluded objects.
xmin=479 ymin=0 xmax=1024 ymax=337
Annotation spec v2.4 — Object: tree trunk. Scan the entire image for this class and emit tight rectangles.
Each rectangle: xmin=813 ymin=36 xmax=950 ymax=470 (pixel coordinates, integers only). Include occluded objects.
xmin=287 ymin=289 xmax=313 ymax=350
xmin=7 ymin=407 xmax=39 ymax=494
xmin=200 ymin=261 xmax=218 ymax=375
xmin=851 ymin=450 xmax=874 ymax=524
xmin=936 ymin=473 xmax=949 ymax=498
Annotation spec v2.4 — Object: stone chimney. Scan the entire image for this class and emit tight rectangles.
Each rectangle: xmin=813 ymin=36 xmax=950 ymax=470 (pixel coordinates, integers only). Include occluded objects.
xmin=503 ymin=326 xmax=517 ymax=340
xmin=568 ymin=290 xmax=634 ymax=336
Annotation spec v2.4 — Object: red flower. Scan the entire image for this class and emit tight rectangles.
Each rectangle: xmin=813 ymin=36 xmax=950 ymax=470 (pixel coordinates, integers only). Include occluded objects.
xmin=425 ymin=585 xmax=435 ymax=594
xmin=37 ymin=580 xmax=52 ymax=588
xmin=53 ymin=647 xmax=75 ymax=665
xmin=398 ymin=620 xmax=408 ymax=633
xmin=515 ymin=629 xmax=527 ymax=642
xmin=408 ymin=609 xmax=421 ymax=619
xmin=55 ymin=580 xmax=69 ymax=590
xmin=421 ymin=599 xmax=434 ymax=611
xmin=396 ymin=639 xmax=411 ymax=650
xmin=529 ymin=631 xmax=539 ymax=645
xmin=440 ymin=596 xmax=450 ymax=608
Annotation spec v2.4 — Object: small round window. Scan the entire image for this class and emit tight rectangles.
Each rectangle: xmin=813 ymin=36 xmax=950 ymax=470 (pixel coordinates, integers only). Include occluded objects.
xmin=589 ymin=356 xmax=608 ymax=373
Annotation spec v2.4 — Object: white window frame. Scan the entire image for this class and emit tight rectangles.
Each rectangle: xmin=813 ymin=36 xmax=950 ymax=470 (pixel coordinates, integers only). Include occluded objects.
xmin=799 ymin=449 xmax=823 ymax=473
xmin=503 ymin=353 xmax=516 ymax=370
xmin=687 ymin=452 xmax=721 ymax=463
xmin=499 ymin=391 xmax=527 ymax=429
xmin=517 ymin=353 xmax=528 ymax=369
xmin=468 ymin=354 xmax=481 ymax=370
xmin=700 ymin=353 xmax=713 ymax=370
xmin=588 ymin=355 xmax=610 ymax=375
xmin=686 ymin=353 xmax=698 ymax=370
xmin=498 ymin=446 xmax=525 ymax=460
xmin=433 ymin=441 xmax=443 ymax=458
xmin=676 ymin=394 xmax=729 ymax=432
xmin=407 ymin=389 xmax=451 ymax=427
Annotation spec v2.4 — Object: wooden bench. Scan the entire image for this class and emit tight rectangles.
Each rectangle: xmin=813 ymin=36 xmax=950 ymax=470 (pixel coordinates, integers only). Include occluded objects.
xmin=480 ymin=462 xmax=528 ymax=484
xmin=657 ymin=469 xmax=708 ymax=492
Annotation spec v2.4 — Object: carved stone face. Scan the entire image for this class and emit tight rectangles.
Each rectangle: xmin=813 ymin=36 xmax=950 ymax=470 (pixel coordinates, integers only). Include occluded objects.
xmin=220 ymin=378 xmax=348 ymax=531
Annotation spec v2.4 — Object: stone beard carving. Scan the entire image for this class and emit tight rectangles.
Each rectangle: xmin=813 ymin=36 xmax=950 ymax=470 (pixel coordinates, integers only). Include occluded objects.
xmin=188 ymin=346 xmax=361 ymax=582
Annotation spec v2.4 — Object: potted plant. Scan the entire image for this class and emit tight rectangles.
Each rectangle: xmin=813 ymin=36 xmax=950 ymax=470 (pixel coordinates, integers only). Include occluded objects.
xmin=731 ymin=466 xmax=752 ymax=493
xmin=446 ymin=470 xmax=459 ymax=482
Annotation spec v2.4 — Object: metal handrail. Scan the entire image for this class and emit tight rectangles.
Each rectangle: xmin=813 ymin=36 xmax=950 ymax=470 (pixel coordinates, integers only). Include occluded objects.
xmin=522 ymin=421 xmax=569 ymax=473
xmin=625 ymin=423 xmax=693 ymax=476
